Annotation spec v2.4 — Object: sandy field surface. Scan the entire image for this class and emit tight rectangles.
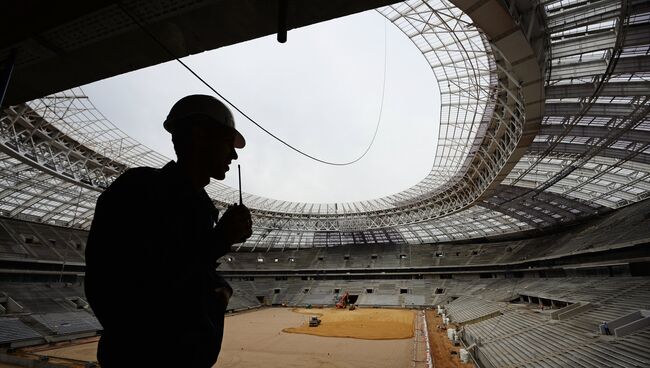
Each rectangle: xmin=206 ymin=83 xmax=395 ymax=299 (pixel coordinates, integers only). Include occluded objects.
xmin=28 ymin=339 xmax=98 ymax=362
xmin=284 ymin=307 xmax=415 ymax=340
xmin=215 ymin=307 xmax=413 ymax=368
xmin=14 ymin=308 xmax=413 ymax=368
xmin=0 ymin=363 xmax=23 ymax=368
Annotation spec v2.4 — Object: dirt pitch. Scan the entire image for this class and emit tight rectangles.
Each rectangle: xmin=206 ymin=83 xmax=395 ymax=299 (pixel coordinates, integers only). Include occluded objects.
xmin=283 ymin=307 xmax=415 ymax=340
xmin=215 ymin=307 xmax=414 ymax=368
xmin=15 ymin=308 xmax=414 ymax=368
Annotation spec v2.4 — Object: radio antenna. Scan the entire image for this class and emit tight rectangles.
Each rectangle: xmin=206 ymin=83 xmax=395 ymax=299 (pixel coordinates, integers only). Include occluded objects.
xmin=238 ymin=164 xmax=243 ymax=205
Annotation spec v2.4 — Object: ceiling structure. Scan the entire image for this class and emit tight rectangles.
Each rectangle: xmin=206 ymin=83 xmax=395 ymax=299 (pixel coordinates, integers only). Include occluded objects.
xmin=0 ymin=0 xmax=649 ymax=250
xmin=1 ymin=0 xmax=399 ymax=105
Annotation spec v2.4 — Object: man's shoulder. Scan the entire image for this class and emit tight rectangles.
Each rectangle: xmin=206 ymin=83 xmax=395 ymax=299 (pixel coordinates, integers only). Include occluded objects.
xmin=101 ymin=165 xmax=167 ymax=198
xmin=119 ymin=166 xmax=162 ymax=181
xmin=113 ymin=166 xmax=162 ymax=186
xmin=98 ymin=162 xmax=183 ymax=205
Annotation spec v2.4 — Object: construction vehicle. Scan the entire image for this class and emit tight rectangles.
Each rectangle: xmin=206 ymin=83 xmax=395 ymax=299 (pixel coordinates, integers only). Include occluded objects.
xmin=309 ymin=315 xmax=321 ymax=327
xmin=336 ymin=292 xmax=349 ymax=309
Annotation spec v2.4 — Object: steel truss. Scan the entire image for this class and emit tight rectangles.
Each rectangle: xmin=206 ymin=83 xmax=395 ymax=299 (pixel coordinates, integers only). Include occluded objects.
xmin=0 ymin=0 xmax=648 ymax=248
xmin=503 ymin=0 xmax=650 ymax=210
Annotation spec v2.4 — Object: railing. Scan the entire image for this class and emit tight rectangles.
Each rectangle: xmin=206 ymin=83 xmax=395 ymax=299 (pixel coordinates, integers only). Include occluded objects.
xmin=412 ymin=310 xmax=433 ymax=368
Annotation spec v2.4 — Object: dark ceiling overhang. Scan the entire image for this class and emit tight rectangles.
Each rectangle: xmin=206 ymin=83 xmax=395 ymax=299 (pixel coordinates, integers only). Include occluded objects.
xmin=1 ymin=0 xmax=400 ymax=106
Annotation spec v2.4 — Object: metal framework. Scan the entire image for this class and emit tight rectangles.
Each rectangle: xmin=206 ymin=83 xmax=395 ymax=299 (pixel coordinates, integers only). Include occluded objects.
xmin=0 ymin=0 xmax=648 ymax=249
xmin=502 ymin=0 xmax=650 ymax=210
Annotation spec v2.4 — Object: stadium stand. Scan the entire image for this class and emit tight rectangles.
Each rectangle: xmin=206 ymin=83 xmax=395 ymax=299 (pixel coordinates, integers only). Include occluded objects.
xmin=0 ymin=217 xmax=87 ymax=263
xmin=0 ymin=282 xmax=100 ymax=347
xmin=30 ymin=312 xmax=101 ymax=335
xmin=0 ymin=199 xmax=646 ymax=346
xmin=0 ymin=319 xmax=41 ymax=346
xmin=452 ymin=277 xmax=650 ymax=368
xmin=444 ymin=296 xmax=505 ymax=324
xmin=216 ymin=198 xmax=650 ymax=274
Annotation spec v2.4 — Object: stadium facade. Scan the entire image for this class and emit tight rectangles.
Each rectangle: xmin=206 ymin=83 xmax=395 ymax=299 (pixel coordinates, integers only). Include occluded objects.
xmin=0 ymin=0 xmax=649 ymax=367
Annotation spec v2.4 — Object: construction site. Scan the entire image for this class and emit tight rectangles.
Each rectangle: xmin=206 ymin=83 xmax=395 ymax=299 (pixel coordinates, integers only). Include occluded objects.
xmin=1 ymin=0 xmax=650 ymax=367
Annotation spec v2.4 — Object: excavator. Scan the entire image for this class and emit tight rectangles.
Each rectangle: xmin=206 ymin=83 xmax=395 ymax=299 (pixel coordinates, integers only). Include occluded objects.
xmin=336 ymin=292 xmax=349 ymax=309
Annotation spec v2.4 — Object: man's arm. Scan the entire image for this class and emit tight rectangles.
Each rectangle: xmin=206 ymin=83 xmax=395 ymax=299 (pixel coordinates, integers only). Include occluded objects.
xmin=208 ymin=203 xmax=252 ymax=306
xmin=84 ymin=168 xmax=160 ymax=330
xmin=211 ymin=203 xmax=252 ymax=260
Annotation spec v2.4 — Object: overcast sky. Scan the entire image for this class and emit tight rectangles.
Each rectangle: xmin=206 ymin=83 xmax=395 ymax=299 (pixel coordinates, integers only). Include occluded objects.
xmin=82 ymin=10 xmax=440 ymax=204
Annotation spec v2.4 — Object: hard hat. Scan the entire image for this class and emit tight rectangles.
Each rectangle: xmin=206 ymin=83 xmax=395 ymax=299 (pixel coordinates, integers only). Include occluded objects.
xmin=163 ymin=94 xmax=245 ymax=148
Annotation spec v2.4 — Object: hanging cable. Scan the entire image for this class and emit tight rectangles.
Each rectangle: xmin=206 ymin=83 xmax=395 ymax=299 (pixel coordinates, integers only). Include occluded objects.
xmin=118 ymin=3 xmax=388 ymax=166
xmin=59 ymin=184 xmax=84 ymax=283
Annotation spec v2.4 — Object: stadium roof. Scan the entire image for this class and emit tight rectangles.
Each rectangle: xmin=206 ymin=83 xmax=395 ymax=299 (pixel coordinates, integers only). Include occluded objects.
xmin=1 ymin=0 xmax=649 ymax=249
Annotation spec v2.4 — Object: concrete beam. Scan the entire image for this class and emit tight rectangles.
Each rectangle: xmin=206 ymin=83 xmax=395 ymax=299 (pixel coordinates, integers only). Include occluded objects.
xmin=2 ymin=0 xmax=402 ymax=105
xmin=529 ymin=142 xmax=650 ymax=164
xmin=546 ymin=82 xmax=650 ymax=99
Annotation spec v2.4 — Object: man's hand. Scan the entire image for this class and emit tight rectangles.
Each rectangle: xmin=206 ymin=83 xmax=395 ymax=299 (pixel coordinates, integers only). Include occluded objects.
xmin=215 ymin=203 xmax=253 ymax=246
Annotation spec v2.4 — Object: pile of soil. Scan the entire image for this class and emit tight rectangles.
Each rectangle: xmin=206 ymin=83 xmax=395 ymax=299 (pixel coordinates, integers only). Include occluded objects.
xmin=283 ymin=307 xmax=415 ymax=340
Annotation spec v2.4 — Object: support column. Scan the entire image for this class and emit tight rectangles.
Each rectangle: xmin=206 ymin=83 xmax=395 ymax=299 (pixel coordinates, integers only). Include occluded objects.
xmin=0 ymin=49 xmax=17 ymax=107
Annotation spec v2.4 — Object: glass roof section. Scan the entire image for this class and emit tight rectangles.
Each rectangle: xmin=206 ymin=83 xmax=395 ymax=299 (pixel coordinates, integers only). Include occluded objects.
xmin=0 ymin=0 xmax=648 ymax=248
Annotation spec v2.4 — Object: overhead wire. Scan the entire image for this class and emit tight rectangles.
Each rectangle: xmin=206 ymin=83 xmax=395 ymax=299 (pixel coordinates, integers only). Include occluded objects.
xmin=118 ymin=3 xmax=388 ymax=166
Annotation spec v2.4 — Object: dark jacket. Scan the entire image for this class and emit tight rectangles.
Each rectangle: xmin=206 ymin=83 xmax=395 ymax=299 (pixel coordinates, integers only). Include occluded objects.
xmin=85 ymin=161 xmax=231 ymax=367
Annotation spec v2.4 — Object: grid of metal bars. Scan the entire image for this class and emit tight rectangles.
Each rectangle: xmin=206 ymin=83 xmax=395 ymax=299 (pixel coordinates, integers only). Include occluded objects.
xmin=0 ymin=0 xmax=648 ymax=248
xmin=502 ymin=0 xmax=650 ymax=210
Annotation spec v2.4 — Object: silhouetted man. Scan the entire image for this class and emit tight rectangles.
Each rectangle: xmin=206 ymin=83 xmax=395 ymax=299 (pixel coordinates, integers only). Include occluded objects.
xmin=85 ymin=95 xmax=252 ymax=367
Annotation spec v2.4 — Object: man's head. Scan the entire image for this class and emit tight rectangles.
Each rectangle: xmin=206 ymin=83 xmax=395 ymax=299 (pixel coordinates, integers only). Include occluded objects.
xmin=164 ymin=95 xmax=245 ymax=181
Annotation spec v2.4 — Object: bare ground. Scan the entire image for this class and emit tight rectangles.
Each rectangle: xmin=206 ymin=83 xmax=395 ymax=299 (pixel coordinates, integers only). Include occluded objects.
xmin=283 ymin=307 xmax=415 ymax=340
xmin=13 ymin=307 xmax=414 ymax=368
xmin=215 ymin=307 xmax=413 ymax=368
xmin=424 ymin=310 xmax=475 ymax=368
